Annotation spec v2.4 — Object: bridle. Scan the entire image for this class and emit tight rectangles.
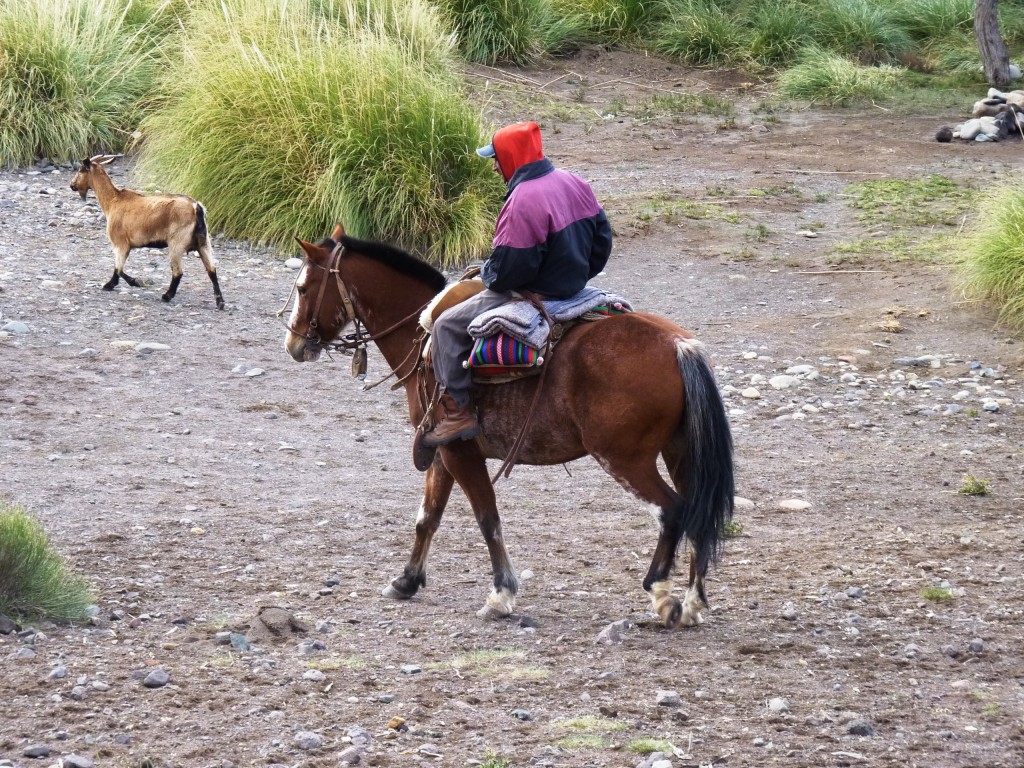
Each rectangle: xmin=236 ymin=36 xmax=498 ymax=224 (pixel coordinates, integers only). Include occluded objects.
xmin=278 ymin=240 xmax=432 ymax=388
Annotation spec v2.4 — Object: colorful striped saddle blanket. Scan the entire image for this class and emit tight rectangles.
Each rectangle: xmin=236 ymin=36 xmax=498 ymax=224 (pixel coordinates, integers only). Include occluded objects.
xmin=465 ymin=288 xmax=632 ymax=379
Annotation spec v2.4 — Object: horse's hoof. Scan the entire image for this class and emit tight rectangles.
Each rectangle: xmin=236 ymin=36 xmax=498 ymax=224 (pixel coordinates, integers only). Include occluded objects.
xmin=476 ymin=604 xmax=512 ymax=620
xmin=216 ymin=300 xmax=225 ymax=311
xmin=161 ymin=293 xmax=172 ymax=303
xmin=660 ymin=598 xmax=683 ymax=629
xmin=382 ymin=583 xmax=413 ymax=600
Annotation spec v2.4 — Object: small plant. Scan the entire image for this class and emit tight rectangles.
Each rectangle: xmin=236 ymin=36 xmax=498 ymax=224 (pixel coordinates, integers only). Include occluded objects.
xmin=921 ymin=585 xmax=953 ymax=600
xmin=628 ymin=738 xmax=675 ymax=754
xmin=0 ymin=502 xmax=93 ymax=622
xmin=777 ymin=47 xmax=902 ymax=106
xmin=958 ymin=474 xmax=990 ymax=496
xmin=723 ymin=518 xmax=745 ymax=538
xmin=480 ymin=755 xmax=512 ymax=768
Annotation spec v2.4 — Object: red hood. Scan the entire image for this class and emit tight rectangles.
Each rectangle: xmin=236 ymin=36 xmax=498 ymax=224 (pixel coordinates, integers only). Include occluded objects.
xmin=492 ymin=121 xmax=544 ymax=182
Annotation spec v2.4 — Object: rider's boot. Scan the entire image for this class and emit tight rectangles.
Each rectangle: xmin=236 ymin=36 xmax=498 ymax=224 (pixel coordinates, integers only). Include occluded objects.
xmin=421 ymin=393 xmax=480 ymax=447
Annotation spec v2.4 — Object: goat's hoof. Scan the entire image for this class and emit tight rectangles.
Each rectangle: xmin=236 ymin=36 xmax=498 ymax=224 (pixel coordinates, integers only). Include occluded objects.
xmin=161 ymin=294 xmax=173 ymax=303
xmin=382 ymin=582 xmax=415 ymax=601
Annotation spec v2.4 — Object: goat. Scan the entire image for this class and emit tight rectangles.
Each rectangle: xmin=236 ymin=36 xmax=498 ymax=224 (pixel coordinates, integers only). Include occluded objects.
xmin=70 ymin=155 xmax=224 ymax=309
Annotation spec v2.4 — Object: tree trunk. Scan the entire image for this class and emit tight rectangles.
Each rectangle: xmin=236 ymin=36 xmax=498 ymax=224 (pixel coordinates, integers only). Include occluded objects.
xmin=976 ymin=0 xmax=1011 ymax=87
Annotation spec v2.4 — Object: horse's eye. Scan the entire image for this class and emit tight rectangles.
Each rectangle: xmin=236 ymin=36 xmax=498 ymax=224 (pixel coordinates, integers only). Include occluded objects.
xmin=297 ymin=285 xmax=307 ymax=295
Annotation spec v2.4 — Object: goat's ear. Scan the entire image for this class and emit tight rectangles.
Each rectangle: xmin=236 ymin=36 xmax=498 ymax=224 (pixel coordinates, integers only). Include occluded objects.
xmin=330 ymin=223 xmax=345 ymax=240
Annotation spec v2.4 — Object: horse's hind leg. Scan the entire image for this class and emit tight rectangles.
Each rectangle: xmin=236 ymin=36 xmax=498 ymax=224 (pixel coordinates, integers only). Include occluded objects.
xmin=598 ymin=451 xmax=691 ymax=628
xmin=382 ymin=461 xmax=455 ymax=600
xmin=663 ymin=440 xmax=707 ymax=627
xmin=441 ymin=442 xmax=518 ymax=619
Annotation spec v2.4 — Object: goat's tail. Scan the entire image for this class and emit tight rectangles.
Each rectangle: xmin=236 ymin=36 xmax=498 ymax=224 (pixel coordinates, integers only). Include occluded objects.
xmin=194 ymin=202 xmax=209 ymax=243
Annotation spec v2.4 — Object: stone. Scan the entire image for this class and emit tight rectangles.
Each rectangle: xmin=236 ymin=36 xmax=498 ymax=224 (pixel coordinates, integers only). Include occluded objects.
xmin=22 ymin=745 xmax=50 ymax=758
xmin=847 ymin=718 xmax=875 ymax=736
xmin=62 ymin=755 xmax=95 ymax=768
xmin=778 ymin=499 xmax=811 ymax=512
xmin=656 ymin=690 xmax=682 ymax=707
xmin=293 ymin=731 xmax=324 ymax=750
xmin=142 ymin=669 xmax=170 ymax=688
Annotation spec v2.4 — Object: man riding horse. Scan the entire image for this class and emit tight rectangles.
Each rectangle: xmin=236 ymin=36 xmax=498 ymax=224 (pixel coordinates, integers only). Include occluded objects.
xmin=422 ymin=120 xmax=614 ymax=447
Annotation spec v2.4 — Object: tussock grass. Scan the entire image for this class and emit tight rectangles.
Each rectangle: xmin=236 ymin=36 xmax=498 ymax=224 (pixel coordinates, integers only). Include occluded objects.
xmin=747 ymin=1 xmax=815 ymax=66
xmin=0 ymin=0 xmax=159 ymax=168
xmin=552 ymin=0 xmax=665 ymax=47
xmin=958 ymin=474 xmax=991 ymax=496
xmin=655 ymin=0 xmax=746 ymax=65
xmin=958 ymin=181 xmax=1024 ymax=332
xmin=814 ymin=0 xmax=911 ymax=64
xmin=777 ymin=47 xmax=902 ymax=105
xmin=890 ymin=0 xmax=974 ymax=41
xmin=137 ymin=0 xmax=499 ymax=265
xmin=438 ymin=0 xmax=550 ymax=65
xmin=0 ymin=502 xmax=93 ymax=623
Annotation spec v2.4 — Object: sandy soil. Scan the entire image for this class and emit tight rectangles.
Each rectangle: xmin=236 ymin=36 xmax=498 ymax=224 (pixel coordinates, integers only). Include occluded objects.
xmin=1 ymin=50 xmax=1022 ymax=768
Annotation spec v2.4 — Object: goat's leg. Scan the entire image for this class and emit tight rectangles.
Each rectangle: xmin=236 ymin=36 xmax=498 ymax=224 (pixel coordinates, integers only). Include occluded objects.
xmin=102 ymin=268 xmax=120 ymax=291
xmin=197 ymin=243 xmax=224 ymax=310
xmin=112 ymin=246 xmax=142 ymax=288
xmin=162 ymin=249 xmax=184 ymax=303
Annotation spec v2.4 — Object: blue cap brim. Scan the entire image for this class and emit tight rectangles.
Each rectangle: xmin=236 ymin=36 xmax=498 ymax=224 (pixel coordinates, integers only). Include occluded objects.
xmin=476 ymin=143 xmax=495 ymax=158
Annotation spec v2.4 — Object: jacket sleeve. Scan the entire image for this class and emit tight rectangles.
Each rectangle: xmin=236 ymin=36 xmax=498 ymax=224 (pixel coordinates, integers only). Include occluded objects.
xmin=587 ymin=209 xmax=612 ymax=278
xmin=481 ymin=243 xmax=543 ymax=293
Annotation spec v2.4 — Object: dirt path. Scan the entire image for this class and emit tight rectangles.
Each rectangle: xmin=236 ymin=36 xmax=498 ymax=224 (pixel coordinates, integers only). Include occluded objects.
xmin=1 ymin=50 xmax=1022 ymax=768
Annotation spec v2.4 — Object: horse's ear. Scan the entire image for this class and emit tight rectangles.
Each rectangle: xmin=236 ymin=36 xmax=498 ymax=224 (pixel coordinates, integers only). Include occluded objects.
xmin=295 ymin=237 xmax=320 ymax=260
xmin=330 ymin=223 xmax=345 ymax=240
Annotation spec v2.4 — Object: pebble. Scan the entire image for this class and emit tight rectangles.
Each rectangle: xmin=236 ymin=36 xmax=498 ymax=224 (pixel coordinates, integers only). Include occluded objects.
xmin=656 ymin=690 xmax=682 ymax=707
xmin=969 ymin=638 xmax=985 ymax=653
xmin=767 ymin=697 xmax=789 ymax=712
xmin=780 ymin=601 xmax=799 ymax=621
xmin=303 ymin=669 xmax=326 ymax=681
xmin=142 ymin=669 xmax=170 ymax=688
xmin=846 ymin=718 xmax=875 ymax=736
xmin=338 ymin=745 xmax=362 ymax=764
xmin=778 ymin=499 xmax=811 ymax=512
xmin=511 ymin=708 xmax=532 ymax=721
xmin=62 ymin=755 xmax=95 ymax=768
xmin=285 ymin=257 xmax=304 ymax=269
xmin=740 ymin=387 xmax=761 ymax=399
xmin=400 ymin=664 xmax=422 ymax=675
xmin=2 ymin=320 xmax=30 ymax=334
xmin=22 ymin=745 xmax=50 ymax=758
xmin=293 ymin=730 xmax=324 ymax=750
xmin=47 ymin=665 xmax=68 ymax=680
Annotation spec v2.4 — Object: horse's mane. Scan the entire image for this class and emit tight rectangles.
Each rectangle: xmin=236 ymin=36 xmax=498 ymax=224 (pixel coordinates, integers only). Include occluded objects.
xmin=322 ymin=234 xmax=448 ymax=293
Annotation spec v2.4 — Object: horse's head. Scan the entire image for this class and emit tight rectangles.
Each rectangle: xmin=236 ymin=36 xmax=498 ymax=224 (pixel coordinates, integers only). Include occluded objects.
xmin=284 ymin=223 xmax=354 ymax=363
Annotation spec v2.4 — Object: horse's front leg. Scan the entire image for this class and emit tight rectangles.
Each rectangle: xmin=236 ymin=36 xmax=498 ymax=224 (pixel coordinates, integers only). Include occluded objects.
xmin=441 ymin=442 xmax=519 ymax=619
xmin=382 ymin=460 xmax=454 ymax=599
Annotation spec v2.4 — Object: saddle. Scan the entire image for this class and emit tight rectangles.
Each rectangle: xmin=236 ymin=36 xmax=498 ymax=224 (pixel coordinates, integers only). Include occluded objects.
xmin=419 ymin=274 xmax=632 ymax=383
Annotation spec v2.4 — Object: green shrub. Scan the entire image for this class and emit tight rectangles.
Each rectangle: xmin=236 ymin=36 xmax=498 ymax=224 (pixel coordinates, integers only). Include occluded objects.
xmin=655 ymin=0 xmax=746 ymax=65
xmin=137 ymin=0 xmax=500 ymax=265
xmin=777 ymin=47 xmax=902 ymax=105
xmin=438 ymin=0 xmax=551 ymax=65
xmin=958 ymin=181 xmax=1024 ymax=332
xmin=0 ymin=502 xmax=93 ymax=623
xmin=551 ymin=0 xmax=666 ymax=47
xmin=746 ymin=0 xmax=815 ymax=66
xmin=889 ymin=0 xmax=973 ymax=41
xmin=0 ymin=0 xmax=159 ymax=168
xmin=814 ymin=0 xmax=911 ymax=64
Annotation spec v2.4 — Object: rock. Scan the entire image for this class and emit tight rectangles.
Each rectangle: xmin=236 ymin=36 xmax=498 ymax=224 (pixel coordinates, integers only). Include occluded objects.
xmin=346 ymin=726 xmax=371 ymax=746
xmin=778 ymin=499 xmax=811 ymax=512
xmin=734 ymin=496 xmax=755 ymax=511
xmin=142 ymin=669 xmax=170 ymax=688
xmin=247 ymin=606 xmax=309 ymax=642
xmin=62 ymin=754 xmax=95 ymax=768
xmin=847 ymin=718 xmax=875 ymax=736
xmin=386 ymin=716 xmax=407 ymax=731
xmin=285 ymin=257 xmax=304 ymax=269
xmin=741 ymin=387 xmax=761 ymax=399
xmin=293 ymin=730 xmax=324 ymax=750
xmin=2 ymin=320 xmax=30 ymax=334
xmin=596 ymin=622 xmax=624 ymax=645
xmin=47 ymin=665 xmax=68 ymax=680
xmin=338 ymin=746 xmax=361 ymax=765
xmin=767 ymin=697 xmax=790 ymax=712
xmin=22 ymin=745 xmax=50 ymax=758
xmin=969 ymin=638 xmax=985 ymax=654
xmin=229 ymin=632 xmax=251 ymax=651
xmin=656 ymin=690 xmax=682 ymax=707
xmin=780 ymin=601 xmax=799 ymax=621
xmin=0 ymin=614 xmax=20 ymax=634
xmin=769 ymin=375 xmax=798 ymax=389
xmin=135 ymin=342 xmax=170 ymax=354
xmin=400 ymin=664 xmax=422 ymax=675
xmin=303 ymin=669 xmax=326 ymax=681
xmin=511 ymin=708 xmax=532 ymax=721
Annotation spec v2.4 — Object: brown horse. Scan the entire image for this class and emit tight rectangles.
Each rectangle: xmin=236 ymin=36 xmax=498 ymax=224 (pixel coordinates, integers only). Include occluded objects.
xmin=283 ymin=224 xmax=734 ymax=628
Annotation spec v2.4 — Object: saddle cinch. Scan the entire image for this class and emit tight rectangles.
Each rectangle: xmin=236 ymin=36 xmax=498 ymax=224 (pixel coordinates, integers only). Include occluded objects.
xmin=419 ymin=274 xmax=633 ymax=382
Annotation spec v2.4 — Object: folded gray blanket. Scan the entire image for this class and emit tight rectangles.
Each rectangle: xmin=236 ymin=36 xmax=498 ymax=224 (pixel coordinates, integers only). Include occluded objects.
xmin=468 ymin=287 xmax=633 ymax=348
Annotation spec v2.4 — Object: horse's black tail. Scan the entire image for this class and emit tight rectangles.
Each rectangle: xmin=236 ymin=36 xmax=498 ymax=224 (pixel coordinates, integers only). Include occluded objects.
xmin=671 ymin=339 xmax=734 ymax=580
